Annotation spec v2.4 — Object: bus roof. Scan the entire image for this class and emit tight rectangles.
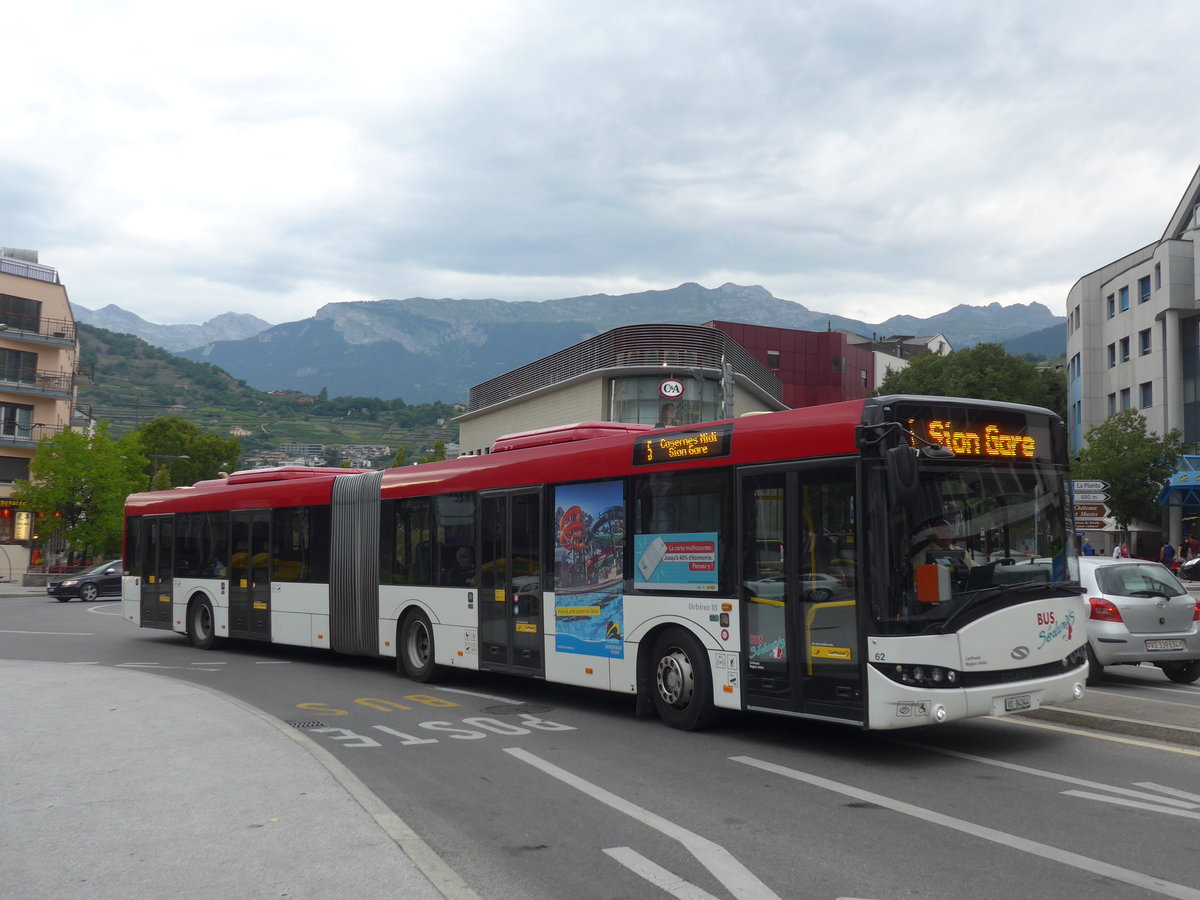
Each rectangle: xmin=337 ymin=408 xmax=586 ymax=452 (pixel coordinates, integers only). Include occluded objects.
xmin=125 ymin=466 xmax=366 ymax=514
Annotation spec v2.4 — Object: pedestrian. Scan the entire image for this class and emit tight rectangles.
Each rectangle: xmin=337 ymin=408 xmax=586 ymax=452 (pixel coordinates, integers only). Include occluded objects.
xmin=1160 ymin=539 xmax=1176 ymax=569
xmin=1080 ymin=536 xmax=1096 ymax=556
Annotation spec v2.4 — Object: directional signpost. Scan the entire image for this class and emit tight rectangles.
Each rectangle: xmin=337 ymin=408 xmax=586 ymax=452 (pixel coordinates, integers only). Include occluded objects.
xmin=1072 ymin=480 xmax=1111 ymax=531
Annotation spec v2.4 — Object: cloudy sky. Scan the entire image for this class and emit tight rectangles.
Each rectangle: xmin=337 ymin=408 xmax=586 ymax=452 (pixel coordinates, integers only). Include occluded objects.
xmin=5 ymin=1 xmax=1198 ymax=326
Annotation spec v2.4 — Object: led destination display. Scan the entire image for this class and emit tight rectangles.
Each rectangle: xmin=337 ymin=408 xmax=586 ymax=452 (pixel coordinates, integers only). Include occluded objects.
xmin=632 ymin=424 xmax=734 ymax=467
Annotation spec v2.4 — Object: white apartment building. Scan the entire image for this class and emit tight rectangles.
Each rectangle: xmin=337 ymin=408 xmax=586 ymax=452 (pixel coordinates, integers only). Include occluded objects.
xmin=1065 ymin=164 xmax=1200 ymax=546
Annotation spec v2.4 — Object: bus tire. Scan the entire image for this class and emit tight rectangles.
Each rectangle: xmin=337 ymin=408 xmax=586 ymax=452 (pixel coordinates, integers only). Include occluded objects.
xmin=399 ymin=610 xmax=440 ymax=683
xmin=650 ymin=628 xmax=716 ymax=731
xmin=188 ymin=598 xmax=221 ymax=651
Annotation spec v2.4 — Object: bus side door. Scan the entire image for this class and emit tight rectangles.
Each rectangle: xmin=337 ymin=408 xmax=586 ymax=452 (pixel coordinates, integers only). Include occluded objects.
xmin=138 ymin=515 xmax=174 ymax=629
xmin=740 ymin=464 xmax=862 ymax=722
xmin=229 ymin=510 xmax=271 ymax=641
xmin=478 ymin=489 xmax=544 ymax=675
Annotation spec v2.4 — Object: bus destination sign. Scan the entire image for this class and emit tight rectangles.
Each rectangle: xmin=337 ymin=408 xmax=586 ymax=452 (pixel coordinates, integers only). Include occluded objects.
xmin=633 ymin=424 xmax=733 ymax=467
xmin=918 ymin=419 xmax=1036 ymax=458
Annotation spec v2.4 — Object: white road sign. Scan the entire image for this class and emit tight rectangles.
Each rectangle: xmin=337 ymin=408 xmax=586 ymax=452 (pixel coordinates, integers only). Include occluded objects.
xmin=1072 ymin=480 xmax=1109 ymax=492
xmin=1072 ymin=492 xmax=1109 ymax=503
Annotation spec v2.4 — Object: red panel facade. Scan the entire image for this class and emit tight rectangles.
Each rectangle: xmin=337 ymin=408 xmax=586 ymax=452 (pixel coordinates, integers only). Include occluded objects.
xmin=705 ymin=322 xmax=875 ymax=408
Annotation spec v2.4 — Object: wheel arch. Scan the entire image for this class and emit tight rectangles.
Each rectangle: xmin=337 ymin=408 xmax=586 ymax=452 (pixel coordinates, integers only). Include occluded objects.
xmin=183 ymin=588 xmax=224 ymax=635
xmin=632 ymin=618 xmax=722 ymax=718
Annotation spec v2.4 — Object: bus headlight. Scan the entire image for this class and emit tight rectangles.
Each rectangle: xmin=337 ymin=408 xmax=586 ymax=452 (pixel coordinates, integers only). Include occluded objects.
xmin=880 ymin=663 xmax=963 ymax=688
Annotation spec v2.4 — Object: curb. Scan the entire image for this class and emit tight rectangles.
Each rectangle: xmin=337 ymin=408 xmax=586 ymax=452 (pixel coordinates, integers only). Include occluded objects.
xmin=1024 ymin=705 xmax=1200 ymax=747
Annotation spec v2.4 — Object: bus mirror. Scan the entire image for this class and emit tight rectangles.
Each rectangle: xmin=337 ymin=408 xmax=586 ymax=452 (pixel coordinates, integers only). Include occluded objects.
xmin=887 ymin=445 xmax=920 ymax=505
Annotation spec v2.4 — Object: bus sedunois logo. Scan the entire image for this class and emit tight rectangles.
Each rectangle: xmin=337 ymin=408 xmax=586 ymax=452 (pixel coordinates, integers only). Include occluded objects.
xmin=1010 ymin=645 xmax=1030 ymax=660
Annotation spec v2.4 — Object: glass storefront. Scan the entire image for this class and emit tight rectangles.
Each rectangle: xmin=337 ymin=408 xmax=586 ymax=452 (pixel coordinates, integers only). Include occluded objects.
xmin=609 ymin=375 xmax=722 ymax=426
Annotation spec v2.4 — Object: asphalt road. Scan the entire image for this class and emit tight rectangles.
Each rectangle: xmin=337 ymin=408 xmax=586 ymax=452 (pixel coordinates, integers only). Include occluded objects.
xmin=3 ymin=591 xmax=1198 ymax=900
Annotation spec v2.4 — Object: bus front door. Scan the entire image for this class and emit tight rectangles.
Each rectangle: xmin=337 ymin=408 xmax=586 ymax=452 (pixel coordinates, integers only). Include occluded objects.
xmin=138 ymin=515 xmax=173 ymax=629
xmin=740 ymin=465 xmax=862 ymax=722
xmin=229 ymin=511 xmax=271 ymax=642
xmin=478 ymin=489 xmax=544 ymax=675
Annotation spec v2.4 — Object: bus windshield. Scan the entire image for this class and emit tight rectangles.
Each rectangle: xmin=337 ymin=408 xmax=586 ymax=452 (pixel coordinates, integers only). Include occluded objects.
xmin=878 ymin=456 xmax=1078 ymax=635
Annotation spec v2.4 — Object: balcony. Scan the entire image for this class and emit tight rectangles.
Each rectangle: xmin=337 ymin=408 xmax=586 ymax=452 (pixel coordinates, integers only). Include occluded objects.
xmin=0 ymin=256 xmax=59 ymax=284
xmin=0 ymin=422 xmax=66 ymax=448
xmin=0 ymin=368 xmax=74 ymax=398
xmin=0 ymin=314 xmax=76 ymax=344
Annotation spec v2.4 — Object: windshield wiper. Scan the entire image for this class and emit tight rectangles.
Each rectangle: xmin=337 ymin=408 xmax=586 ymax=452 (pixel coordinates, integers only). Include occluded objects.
xmin=936 ymin=581 xmax=1083 ymax=633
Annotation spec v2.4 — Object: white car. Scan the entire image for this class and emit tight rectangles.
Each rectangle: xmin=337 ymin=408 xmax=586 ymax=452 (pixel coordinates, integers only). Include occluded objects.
xmin=745 ymin=573 xmax=848 ymax=602
xmin=1077 ymin=557 xmax=1200 ymax=685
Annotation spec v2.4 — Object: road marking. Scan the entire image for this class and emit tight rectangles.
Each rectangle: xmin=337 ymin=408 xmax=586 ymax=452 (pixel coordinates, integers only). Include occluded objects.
xmin=732 ymin=756 xmax=1200 ymax=900
xmin=894 ymin=736 xmax=1200 ymax=804
xmin=507 ymin=747 xmax=780 ymax=900
xmin=1061 ymin=790 xmax=1200 ymax=820
xmin=603 ymin=847 xmax=720 ymax=900
xmin=255 ymin=661 xmax=290 ymax=665
xmin=435 ymin=686 xmax=522 ymax=703
xmin=1031 ymin=706 xmax=1200 ymax=737
xmin=1135 ymin=782 xmax=1200 ymax=804
xmin=1086 ymin=687 xmax=1200 ymax=707
xmin=115 ymin=662 xmax=224 ymax=671
xmin=988 ymin=711 xmax=1200 ymax=756
xmin=0 ymin=629 xmax=93 ymax=635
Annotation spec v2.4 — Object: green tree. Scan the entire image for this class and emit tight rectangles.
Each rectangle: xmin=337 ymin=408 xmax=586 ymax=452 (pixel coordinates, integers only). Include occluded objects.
xmin=136 ymin=417 xmax=241 ymax=485
xmin=875 ymin=343 xmax=1067 ymax=420
xmin=417 ymin=440 xmax=447 ymax=464
xmin=13 ymin=423 xmax=148 ymax=557
xmin=391 ymin=446 xmax=408 ymax=467
xmin=1074 ymin=410 xmax=1182 ymax=534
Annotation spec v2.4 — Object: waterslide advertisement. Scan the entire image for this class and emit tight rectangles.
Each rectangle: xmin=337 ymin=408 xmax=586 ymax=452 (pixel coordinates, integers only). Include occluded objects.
xmin=633 ymin=532 xmax=719 ymax=591
xmin=554 ymin=481 xmax=625 ymax=659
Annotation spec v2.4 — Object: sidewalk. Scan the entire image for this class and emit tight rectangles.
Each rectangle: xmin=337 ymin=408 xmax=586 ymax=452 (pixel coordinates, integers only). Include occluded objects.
xmin=0 ymin=660 xmax=475 ymax=900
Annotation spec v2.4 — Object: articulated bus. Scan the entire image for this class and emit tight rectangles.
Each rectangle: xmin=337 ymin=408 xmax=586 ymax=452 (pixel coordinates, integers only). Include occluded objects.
xmin=122 ymin=395 xmax=1088 ymax=731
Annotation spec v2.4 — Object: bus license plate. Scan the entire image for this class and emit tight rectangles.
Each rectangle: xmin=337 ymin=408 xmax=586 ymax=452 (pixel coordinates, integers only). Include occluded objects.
xmin=1145 ymin=639 xmax=1185 ymax=651
xmin=1003 ymin=694 xmax=1033 ymax=713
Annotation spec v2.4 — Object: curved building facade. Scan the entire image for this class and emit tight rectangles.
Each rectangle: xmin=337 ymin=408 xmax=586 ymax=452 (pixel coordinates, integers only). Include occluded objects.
xmin=458 ymin=323 xmax=786 ymax=455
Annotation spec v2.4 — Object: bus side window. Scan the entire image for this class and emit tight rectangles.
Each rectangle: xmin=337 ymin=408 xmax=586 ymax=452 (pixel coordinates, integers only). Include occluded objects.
xmin=632 ymin=469 xmax=733 ymax=594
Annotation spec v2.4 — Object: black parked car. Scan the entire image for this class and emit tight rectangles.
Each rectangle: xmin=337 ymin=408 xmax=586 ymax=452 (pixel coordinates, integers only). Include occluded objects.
xmin=47 ymin=560 xmax=123 ymax=602
xmin=1180 ymin=556 xmax=1200 ymax=581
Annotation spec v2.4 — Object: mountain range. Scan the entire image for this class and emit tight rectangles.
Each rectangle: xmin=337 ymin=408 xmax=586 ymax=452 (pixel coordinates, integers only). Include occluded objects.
xmin=73 ymin=283 xmax=1065 ymax=404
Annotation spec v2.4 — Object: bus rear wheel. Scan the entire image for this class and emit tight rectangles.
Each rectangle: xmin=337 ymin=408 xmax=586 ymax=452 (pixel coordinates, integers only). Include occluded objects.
xmin=399 ymin=610 xmax=440 ymax=683
xmin=651 ymin=629 xmax=716 ymax=731
xmin=187 ymin=598 xmax=222 ymax=650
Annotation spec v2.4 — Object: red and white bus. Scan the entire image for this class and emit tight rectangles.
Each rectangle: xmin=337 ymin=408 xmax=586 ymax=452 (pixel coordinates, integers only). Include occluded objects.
xmin=122 ymin=395 xmax=1088 ymax=730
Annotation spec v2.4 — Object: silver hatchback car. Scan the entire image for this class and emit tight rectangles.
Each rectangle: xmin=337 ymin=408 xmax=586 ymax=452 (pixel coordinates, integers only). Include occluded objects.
xmin=1078 ymin=557 xmax=1200 ymax=685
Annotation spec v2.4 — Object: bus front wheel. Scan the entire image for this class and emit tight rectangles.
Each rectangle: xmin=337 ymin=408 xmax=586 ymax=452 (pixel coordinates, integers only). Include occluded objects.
xmin=399 ymin=610 xmax=440 ymax=683
xmin=651 ymin=629 xmax=716 ymax=731
xmin=187 ymin=598 xmax=221 ymax=651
